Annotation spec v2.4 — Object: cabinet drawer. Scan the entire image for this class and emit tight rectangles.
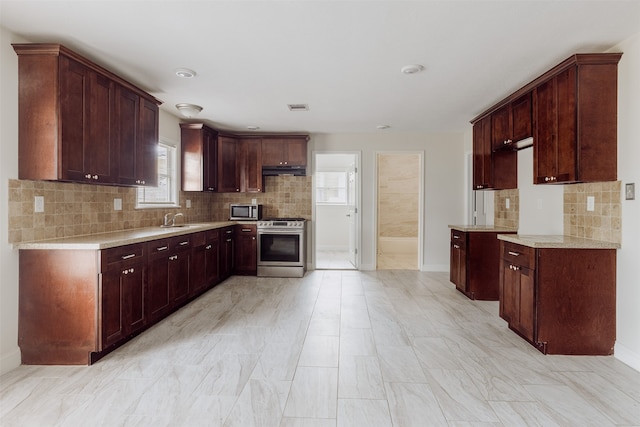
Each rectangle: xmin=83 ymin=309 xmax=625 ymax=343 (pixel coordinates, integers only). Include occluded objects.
xmin=237 ymin=225 xmax=257 ymax=234
xmin=502 ymin=242 xmax=534 ymax=269
xmin=147 ymin=238 xmax=172 ymax=259
xmin=101 ymin=243 xmax=145 ymax=270
xmin=450 ymin=230 xmax=467 ymax=250
xmin=171 ymin=235 xmax=191 ymax=252
xmin=191 ymin=231 xmax=206 ymax=247
xmin=207 ymin=229 xmax=220 ymax=242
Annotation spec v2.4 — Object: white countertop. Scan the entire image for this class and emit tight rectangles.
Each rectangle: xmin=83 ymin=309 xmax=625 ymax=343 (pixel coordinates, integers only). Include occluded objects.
xmin=497 ymin=234 xmax=620 ymax=249
xmin=14 ymin=222 xmax=238 ymax=250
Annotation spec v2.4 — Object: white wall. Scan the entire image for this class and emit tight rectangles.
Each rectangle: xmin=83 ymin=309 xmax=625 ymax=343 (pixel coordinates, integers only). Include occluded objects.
xmin=612 ymin=32 xmax=640 ymax=371
xmin=311 ymin=132 xmax=466 ymax=271
xmin=0 ymin=26 xmax=23 ymax=374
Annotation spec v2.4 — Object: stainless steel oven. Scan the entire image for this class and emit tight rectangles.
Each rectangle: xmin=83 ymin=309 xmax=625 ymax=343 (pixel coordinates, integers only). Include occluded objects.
xmin=257 ymin=218 xmax=305 ymax=277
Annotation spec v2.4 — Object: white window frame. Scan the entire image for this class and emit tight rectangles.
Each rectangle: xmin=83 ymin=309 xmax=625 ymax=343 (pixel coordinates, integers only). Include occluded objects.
xmin=315 ymin=170 xmax=348 ymax=205
xmin=136 ymin=138 xmax=180 ymax=209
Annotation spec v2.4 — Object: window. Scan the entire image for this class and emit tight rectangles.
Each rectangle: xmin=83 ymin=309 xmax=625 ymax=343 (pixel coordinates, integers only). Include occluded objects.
xmin=136 ymin=140 xmax=179 ymax=208
xmin=316 ymin=171 xmax=347 ymax=204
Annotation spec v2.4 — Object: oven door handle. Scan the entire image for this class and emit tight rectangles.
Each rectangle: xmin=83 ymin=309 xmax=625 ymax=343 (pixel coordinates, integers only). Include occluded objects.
xmin=258 ymin=229 xmax=304 ymax=235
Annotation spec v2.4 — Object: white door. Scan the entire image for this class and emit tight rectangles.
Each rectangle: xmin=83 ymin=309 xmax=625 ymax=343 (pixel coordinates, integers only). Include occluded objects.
xmin=347 ymin=162 xmax=357 ymax=267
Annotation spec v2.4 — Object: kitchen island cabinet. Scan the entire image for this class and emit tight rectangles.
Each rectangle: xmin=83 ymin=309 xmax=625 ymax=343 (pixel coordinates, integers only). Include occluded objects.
xmin=449 ymin=226 xmax=517 ymax=300
xmin=13 ymin=43 xmax=161 ymax=187
xmin=498 ymin=235 xmax=618 ymax=355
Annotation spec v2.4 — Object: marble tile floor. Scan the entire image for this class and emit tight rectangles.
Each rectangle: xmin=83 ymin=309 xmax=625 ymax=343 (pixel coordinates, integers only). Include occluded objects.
xmin=316 ymin=250 xmax=355 ymax=270
xmin=1 ymin=270 xmax=640 ymax=426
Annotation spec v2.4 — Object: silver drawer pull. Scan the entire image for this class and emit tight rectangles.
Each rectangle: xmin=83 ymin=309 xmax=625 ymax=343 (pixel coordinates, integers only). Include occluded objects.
xmin=453 ymin=235 xmax=460 ymax=239
xmin=121 ymin=254 xmax=136 ymax=260
xmin=179 ymin=241 xmax=189 ymax=246
xmin=453 ymin=244 xmax=460 ymax=249
xmin=241 ymin=228 xmax=252 ymax=232
xmin=508 ymin=251 xmax=520 ymax=256
xmin=226 ymin=230 xmax=233 ymax=234
xmin=156 ymin=246 xmax=169 ymax=252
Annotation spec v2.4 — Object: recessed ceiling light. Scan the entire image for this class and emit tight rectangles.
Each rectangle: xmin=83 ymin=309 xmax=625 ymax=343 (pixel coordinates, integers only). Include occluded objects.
xmin=287 ymin=104 xmax=309 ymax=111
xmin=377 ymin=125 xmax=390 ymax=130
xmin=401 ymin=64 xmax=425 ymax=74
xmin=247 ymin=125 xmax=260 ymax=131
xmin=175 ymin=68 xmax=197 ymax=78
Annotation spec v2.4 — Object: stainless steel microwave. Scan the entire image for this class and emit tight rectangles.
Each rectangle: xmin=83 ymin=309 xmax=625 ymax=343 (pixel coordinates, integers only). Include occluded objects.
xmin=230 ymin=204 xmax=262 ymax=221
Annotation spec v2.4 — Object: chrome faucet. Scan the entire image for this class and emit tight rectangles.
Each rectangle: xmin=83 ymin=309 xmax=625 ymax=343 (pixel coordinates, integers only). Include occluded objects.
xmin=162 ymin=212 xmax=184 ymax=227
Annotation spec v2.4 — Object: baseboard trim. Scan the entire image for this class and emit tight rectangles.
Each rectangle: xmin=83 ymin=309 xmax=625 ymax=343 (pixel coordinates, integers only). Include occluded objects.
xmin=0 ymin=347 xmax=21 ymax=375
xmin=615 ymin=342 xmax=640 ymax=372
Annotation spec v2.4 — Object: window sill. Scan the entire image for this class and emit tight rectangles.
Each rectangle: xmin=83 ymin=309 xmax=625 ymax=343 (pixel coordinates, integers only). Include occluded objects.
xmin=135 ymin=203 xmax=181 ymax=210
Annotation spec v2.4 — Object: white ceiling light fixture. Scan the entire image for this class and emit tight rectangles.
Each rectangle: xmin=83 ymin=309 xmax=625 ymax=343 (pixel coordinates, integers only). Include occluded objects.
xmin=401 ymin=64 xmax=425 ymax=74
xmin=377 ymin=125 xmax=390 ymax=130
xmin=175 ymin=103 xmax=203 ymax=118
xmin=247 ymin=125 xmax=261 ymax=131
xmin=175 ymin=68 xmax=197 ymax=78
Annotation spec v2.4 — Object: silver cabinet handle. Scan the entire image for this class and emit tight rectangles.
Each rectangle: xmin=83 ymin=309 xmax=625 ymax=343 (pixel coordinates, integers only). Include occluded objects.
xmin=453 ymin=244 xmax=460 ymax=249
xmin=226 ymin=230 xmax=233 ymax=234
xmin=156 ymin=246 xmax=169 ymax=252
xmin=453 ymin=235 xmax=460 ymax=239
xmin=179 ymin=241 xmax=189 ymax=246
xmin=121 ymin=254 xmax=136 ymax=260
xmin=206 ymin=244 xmax=212 ymax=250
xmin=241 ymin=228 xmax=252 ymax=232
xmin=508 ymin=251 xmax=520 ymax=256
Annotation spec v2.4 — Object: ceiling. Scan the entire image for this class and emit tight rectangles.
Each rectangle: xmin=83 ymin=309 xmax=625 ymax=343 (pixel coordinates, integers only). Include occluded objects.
xmin=1 ymin=1 xmax=639 ymax=135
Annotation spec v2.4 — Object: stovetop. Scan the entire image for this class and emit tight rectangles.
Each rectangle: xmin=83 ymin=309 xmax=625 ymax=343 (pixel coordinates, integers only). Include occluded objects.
xmin=257 ymin=218 xmax=306 ymax=228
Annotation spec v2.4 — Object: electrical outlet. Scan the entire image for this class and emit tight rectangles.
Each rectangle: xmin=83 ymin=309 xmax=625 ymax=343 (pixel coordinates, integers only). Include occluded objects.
xmin=186 ymin=199 xmax=192 ymax=208
xmin=587 ymin=196 xmax=595 ymax=211
xmin=34 ymin=196 xmax=44 ymax=213
xmin=114 ymin=198 xmax=122 ymax=211
xmin=251 ymin=198 xmax=257 ymax=205
xmin=505 ymin=198 xmax=510 ymax=209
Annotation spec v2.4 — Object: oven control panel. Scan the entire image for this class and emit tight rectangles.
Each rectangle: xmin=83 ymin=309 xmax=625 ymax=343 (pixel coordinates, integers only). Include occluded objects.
xmin=257 ymin=219 xmax=305 ymax=229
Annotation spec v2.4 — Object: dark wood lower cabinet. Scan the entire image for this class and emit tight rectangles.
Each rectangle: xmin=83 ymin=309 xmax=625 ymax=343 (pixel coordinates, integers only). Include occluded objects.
xmin=499 ymin=240 xmax=616 ymax=355
xmin=234 ymin=225 xmax=257 ymax=275
xmin=449 ymin=228 xmax=516 ymax=301
xmin=18 ymin=226 xmax=241 ymax=365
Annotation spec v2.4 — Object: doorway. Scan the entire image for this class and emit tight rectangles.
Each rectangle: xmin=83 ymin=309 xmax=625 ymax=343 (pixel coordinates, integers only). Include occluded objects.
xmin=314 ymin=152 xmax=359 ymax=270
xmin=376 ymin=152 xmax=422 ymax=270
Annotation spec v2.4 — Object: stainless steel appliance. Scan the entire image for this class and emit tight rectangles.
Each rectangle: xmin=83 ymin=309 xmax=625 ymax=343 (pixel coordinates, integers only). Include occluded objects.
xmin=230 ymin=204 xmax=262 ymax=221
xmin=257 ymin=218 xmax=306 ymax=277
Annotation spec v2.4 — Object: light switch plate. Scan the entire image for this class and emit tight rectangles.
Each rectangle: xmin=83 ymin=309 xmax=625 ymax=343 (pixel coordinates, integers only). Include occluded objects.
xmin=505 ymin=198 xmax=510 ymax=209
xmin=186 ymin=199 xmax=192 ymax=208
xmin=626 ymin=183 xmax=635 ymax=200
xmin=587 ymin=196 xmax=595 ymax=211
xmin=114 ymin=198 xmax=122 ymax=211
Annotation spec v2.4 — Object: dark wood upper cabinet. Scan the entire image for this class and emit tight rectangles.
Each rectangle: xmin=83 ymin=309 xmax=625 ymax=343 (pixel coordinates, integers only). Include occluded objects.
xmin=473 ymin=115 xmax=517 ymax=190
xmin=239 ymin=138 xmax=263 ymax=193
xmin=472 ymin=53 xmax=621 ymax=187
xmin=13 ymin=43 xmax=161 ymax=187
xmin=180 ymin=123 xmax=218 ymax=191
xmin=491 ymin=93 xmax=532 ymax=150
xmin=217 ymin=136 xmax=240 ymax=193
xmin=533 ymin=54 xmax=620 ymax=184
xmin=261 ymin=137 xmax=307 ymax=167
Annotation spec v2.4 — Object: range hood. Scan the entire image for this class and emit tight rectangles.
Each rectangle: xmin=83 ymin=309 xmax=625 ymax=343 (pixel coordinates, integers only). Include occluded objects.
xmin=262 ymin=165 xmax=306 ymax=176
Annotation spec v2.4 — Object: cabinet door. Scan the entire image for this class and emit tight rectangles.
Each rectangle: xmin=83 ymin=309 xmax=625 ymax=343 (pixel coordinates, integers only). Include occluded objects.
xmin=511 ymin=93 xmax=532 ymax=142
xmin=147 ymin=243 xmax=171 ymax=321
xmin=261 ymin=139 xmax=285 ymax=166
xmin=234 ymin=226 xmax=257 ymax=275
xmin=115 ymin=85 xmax=140 ymax=186
xmin=138 ymin=98 xmax=159 ymax=187
xmin=101 ymin=261 xmax=145 ymax=348
xmin=206 ymin=234 xmax=221 ymax=286
xmin=500 ymin=259 xmax=518 ymax=323
xmin=472 ymin=116 xmax=492 ymax=190
xmin=220 ymin=227 xmax=235 ymax=279
xmin=169 ymin=250 xmax=190 ymax=305
xmin=285 ymin=139 xmax=307 ymax=166
xmin=203 ymin=129 xmax=218 ymax=191
xmin=491 ymin=105 xmax=511 ymax=150
xmin=60 ymin=57 xmax=114 ymax=183
xmin=240 ymin=139 xmax=263 ymax=193
xmin=517 ymin=267 xmax=535 ymax=342
xmin=218 ymin=136 xmax=240 ymax=192
xmin=534 ymin=69 xmax=577 ymax=184
xmin=190 ymin=240 xmax=208 ymax=297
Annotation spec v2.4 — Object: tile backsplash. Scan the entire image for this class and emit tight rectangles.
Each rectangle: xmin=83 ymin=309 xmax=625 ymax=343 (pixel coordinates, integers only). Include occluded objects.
xmin=564 ymin=181 xmax=621 ymax=244
xmin=493 ymin=189 xmax=519 ymax=229
xmin=8 ymin=175 xmax=312 ymax=244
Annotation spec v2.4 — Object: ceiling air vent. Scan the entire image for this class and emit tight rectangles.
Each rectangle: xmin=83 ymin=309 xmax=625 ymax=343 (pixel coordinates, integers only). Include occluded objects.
xmin=287 ymin=104 xmax=309 ymax=111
